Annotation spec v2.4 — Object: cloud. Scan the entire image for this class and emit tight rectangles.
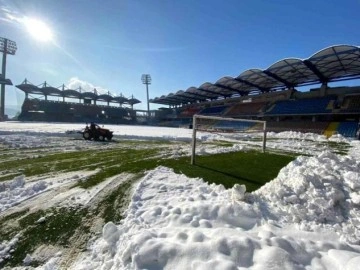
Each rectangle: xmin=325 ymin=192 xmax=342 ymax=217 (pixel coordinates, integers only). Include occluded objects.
xmin=66 ymin=77 xmax=116 ymax=96
xmin=0 ymin=5 xmax=24 ymax=24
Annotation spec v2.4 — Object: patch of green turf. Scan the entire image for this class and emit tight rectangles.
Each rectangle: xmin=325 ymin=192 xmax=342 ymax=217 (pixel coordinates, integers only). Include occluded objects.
xmin=0 ymin=140 xmax=299 ymax=268
xmin=1 ymin=139 xmax=296 ymax=193
xmin=96 ymin=177 xmax=139 ymax=223
xmin=78 ymin=148 xmax=159 ymax=188
xmin=204 ymin=141 xmax=234 ymax=147
xmin=160 ymin=151 xmax=295 ymax=191
xmin=0 ymin=173 xmax=23 ymax=182
xmin=98 ymin=149 xmax=295 ymax=192
xmin=319 ymin=141 xmax=351 ymax=155
xmin=0 ymin=208 xmax=30 ymax=224
xmin=3 ymin=208 xmax=89 ymax=267
xmin=0 ymin=209 xmax=31 ymax=243
xmin=0 ymin=142 xmax=165 ymax=181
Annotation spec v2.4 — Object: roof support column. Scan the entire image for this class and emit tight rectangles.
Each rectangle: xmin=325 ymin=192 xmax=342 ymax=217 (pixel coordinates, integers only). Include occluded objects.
xmin=61 ymin=85 xmax=65 ymax=102
xmin=320 ymin=83 xmax=328 ymax=97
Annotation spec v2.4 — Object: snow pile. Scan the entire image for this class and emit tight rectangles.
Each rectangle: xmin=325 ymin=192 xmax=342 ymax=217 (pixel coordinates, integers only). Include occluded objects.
xmin=0 ymin=175 xmax=48 ymax=212
xmin=1 ymin=122 xmax=360 ymax=269
xmin=329 ymin=133 xmax=351 ymax=143
xmin=348 ymin=140 xmax=360 ymax=161
xmin=53 ymin=173 xmax=131 ymax=207
xmin=198 ymin=143 xmax=246 ymax=155
xmin=269 ymin=131 xmax=328 ymax=141
xmin=23 ymin=254 xmax=32 ymax=265
xmin=0 ymin=134 xmax=54 ymax=149
xmin=73 ymin=154 xmax=360 ymax=270
xmin=252 ymin=151 xmax=360 ymax=244
xmin=0 ymin=234 xmax=20 ymax=264
xmin=0 ymin=171 xmax=106 ymax=215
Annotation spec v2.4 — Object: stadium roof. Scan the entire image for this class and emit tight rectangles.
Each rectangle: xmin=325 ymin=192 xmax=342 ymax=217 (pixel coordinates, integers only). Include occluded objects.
xmin=16 ymin=79 xmax=141 ymax=106
xmin=0 ymin=77 xmax=13 ymax=85
xmin=151 ymin=45 xmax=360 ymax=106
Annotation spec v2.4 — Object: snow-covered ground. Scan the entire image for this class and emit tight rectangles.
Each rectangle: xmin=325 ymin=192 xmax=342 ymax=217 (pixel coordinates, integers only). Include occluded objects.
xmin=0 ymin=121 xmax=360 ymax=270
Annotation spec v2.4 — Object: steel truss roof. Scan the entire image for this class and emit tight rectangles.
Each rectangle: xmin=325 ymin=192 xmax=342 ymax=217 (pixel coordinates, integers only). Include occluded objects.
xmin=16 ymin=80 xmax=141 ymax=105
xmin=151 ymin=45 xmax=360 ymax=106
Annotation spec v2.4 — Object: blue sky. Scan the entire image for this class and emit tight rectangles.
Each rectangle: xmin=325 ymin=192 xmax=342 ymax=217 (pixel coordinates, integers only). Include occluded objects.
xmin=1 ymin=0 xmax=360 ymax=111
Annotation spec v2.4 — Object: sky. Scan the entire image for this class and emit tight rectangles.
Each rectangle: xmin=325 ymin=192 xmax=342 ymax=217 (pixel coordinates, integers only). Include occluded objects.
xmin=0 ymin=122 xmax=360 ymax=269
xmin=1 ymin=0 xmax=360 ymax=111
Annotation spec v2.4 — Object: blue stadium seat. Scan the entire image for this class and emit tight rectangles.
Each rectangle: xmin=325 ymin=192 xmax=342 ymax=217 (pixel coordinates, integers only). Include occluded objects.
xmin=336 ymin=122 xmax=358 ymax=137
xmin=266 ymin=97 xmax=335 ymax=115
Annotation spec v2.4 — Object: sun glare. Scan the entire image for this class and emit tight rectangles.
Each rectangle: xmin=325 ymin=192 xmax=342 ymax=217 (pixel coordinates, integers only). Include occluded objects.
xmin=24 ymin=17 xmax=53 ymax=42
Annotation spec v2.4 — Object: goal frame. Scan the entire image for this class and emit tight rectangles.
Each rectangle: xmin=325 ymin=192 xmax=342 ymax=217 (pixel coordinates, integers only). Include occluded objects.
xmin=191 ymin=115 xmax=267 ymax=165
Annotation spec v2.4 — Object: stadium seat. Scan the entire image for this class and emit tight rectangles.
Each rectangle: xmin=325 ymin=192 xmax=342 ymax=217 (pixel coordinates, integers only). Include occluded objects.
xmin=336 ymin=122 xmax=358 ymax=137
xmin=266 ymin=97 xmax=335 ymax=115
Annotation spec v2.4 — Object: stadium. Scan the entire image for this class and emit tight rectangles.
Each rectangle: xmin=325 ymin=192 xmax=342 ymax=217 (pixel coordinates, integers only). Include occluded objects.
xmin=15 ymin=79 xmax=142 ymax=124
xmin=1 ymin=45 xmax=360 ymax=269
xmin=2 ymin=0 xmax=360 ymax=267
xmin=151 ymin=45 xmax=360 ymax=138
xmin=15 ymin=45 xmax=360 ymax=138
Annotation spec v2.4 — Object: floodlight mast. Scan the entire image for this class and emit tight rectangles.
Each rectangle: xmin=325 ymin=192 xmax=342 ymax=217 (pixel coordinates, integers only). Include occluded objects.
xmin=0 ymin=37 xmax=17 ymax=120
xmin=141 ymin=74 xmax=151 ymax=118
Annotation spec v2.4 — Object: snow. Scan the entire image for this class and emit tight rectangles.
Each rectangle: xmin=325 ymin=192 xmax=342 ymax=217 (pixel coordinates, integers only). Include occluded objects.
xmin=0 ymin=171 xmax=99 ymax=214
xmin=73 ymin=163 xmax=360 ymax=270
xmin=23 ymin=254 xmax=32 ymax=265
xmin=0 ymin=121 xmax=360 ymax=269
xmin=0 ymin=121 xmax=194 ymax=142
xmin=0 ymin=175 xmax=48 ymax=212
xmin=0 ymin=234 xmax=20 ymax=264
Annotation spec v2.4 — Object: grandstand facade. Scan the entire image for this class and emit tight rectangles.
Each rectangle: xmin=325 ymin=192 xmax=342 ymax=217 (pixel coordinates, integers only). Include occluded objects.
xmin=150 ymin=45 xmax=360 ymax=138
xmin=16 ymin=79 xmax=141 ymax=124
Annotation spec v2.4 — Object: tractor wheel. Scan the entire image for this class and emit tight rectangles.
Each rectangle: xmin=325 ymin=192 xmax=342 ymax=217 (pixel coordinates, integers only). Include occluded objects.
xmin=98 ymin=135 xmax=105 ymax=141
xmin=83 ymin=131 xmax=91 ymax=140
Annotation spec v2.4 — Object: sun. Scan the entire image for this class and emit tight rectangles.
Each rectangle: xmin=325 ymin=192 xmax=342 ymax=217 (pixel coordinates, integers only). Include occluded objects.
xmin=23 ymin=17 xmax=53 ymax=42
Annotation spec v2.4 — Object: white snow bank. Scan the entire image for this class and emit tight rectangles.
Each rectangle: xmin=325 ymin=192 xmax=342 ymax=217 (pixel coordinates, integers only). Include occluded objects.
xmin=348 ymin=140 xmax=360 ymax=162
xmin=0 ymin=234 xmax=20 ymax=264
xmin=1 ymin=122 xmax=360 ymax=269
xmin=0 ymin=134 xmax=57 ymax=149
xmin=0 ymin=171 xmax=98 ymax=214
xmin=253 ymin=151 xmax=360 ymax=244
xmin=73 ymin=152 xmax=360 ymax=269
xmin=0 ymin=175 xmax=47 ymax=212
xmin=268 ymin=131 xmax=328 ymax=141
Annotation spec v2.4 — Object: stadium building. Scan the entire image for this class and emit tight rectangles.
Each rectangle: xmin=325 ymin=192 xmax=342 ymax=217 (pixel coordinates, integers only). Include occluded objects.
xmin=16 ymin=79 xmax=142 ymax=124
xmin=150 ymin=45 xmax=360 ymax=138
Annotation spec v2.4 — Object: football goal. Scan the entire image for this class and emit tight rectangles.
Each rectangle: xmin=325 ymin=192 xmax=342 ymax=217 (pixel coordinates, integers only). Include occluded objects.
xmin=191 ymin=115 xmax=267 ymax=165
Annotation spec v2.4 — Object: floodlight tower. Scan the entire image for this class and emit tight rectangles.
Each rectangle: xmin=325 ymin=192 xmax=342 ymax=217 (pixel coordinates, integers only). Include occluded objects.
xmin=0 ymin=37 xmax=17 ymax=120
xmin=141 ymin=74 xmax=151 ymax=118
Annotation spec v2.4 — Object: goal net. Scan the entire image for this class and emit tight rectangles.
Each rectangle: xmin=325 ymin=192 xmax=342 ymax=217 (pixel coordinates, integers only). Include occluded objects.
xmin=191 ymin=115 xmax=267 ymax=165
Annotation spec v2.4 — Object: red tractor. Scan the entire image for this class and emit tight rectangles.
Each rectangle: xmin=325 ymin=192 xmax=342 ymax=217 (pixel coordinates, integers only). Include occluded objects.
xmin=82 ymin=123 xmax=113 ymax=141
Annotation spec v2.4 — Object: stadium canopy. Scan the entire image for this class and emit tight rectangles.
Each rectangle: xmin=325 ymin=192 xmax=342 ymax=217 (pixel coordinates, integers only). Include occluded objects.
xmin=82 ymin=92 xmax=97 ymax=100
xmin=150 ymin=45 xmax=360 ymax=106
xmin=16 ymin=79 xmax=141 ymax=106
xmin=0 ymin=77 xmax=13 ymax=85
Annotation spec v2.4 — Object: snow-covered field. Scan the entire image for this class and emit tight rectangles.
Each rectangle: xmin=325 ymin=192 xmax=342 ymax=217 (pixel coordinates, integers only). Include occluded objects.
xmin=0 ymin=121 xmax=360 ymax=270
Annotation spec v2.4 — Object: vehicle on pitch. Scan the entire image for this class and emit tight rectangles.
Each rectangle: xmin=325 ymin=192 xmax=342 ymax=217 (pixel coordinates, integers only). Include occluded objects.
xmin=82 ymin=122 xmax=113 ymax=141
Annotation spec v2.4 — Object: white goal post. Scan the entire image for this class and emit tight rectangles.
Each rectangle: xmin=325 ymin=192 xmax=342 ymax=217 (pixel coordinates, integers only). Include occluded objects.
xmin=191 ymin=115 xmax=267 ymax=165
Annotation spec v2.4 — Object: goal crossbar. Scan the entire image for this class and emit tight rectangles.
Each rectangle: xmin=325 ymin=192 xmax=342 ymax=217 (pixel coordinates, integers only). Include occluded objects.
xmin=191 ymin=115 xmax=267 ymax=165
